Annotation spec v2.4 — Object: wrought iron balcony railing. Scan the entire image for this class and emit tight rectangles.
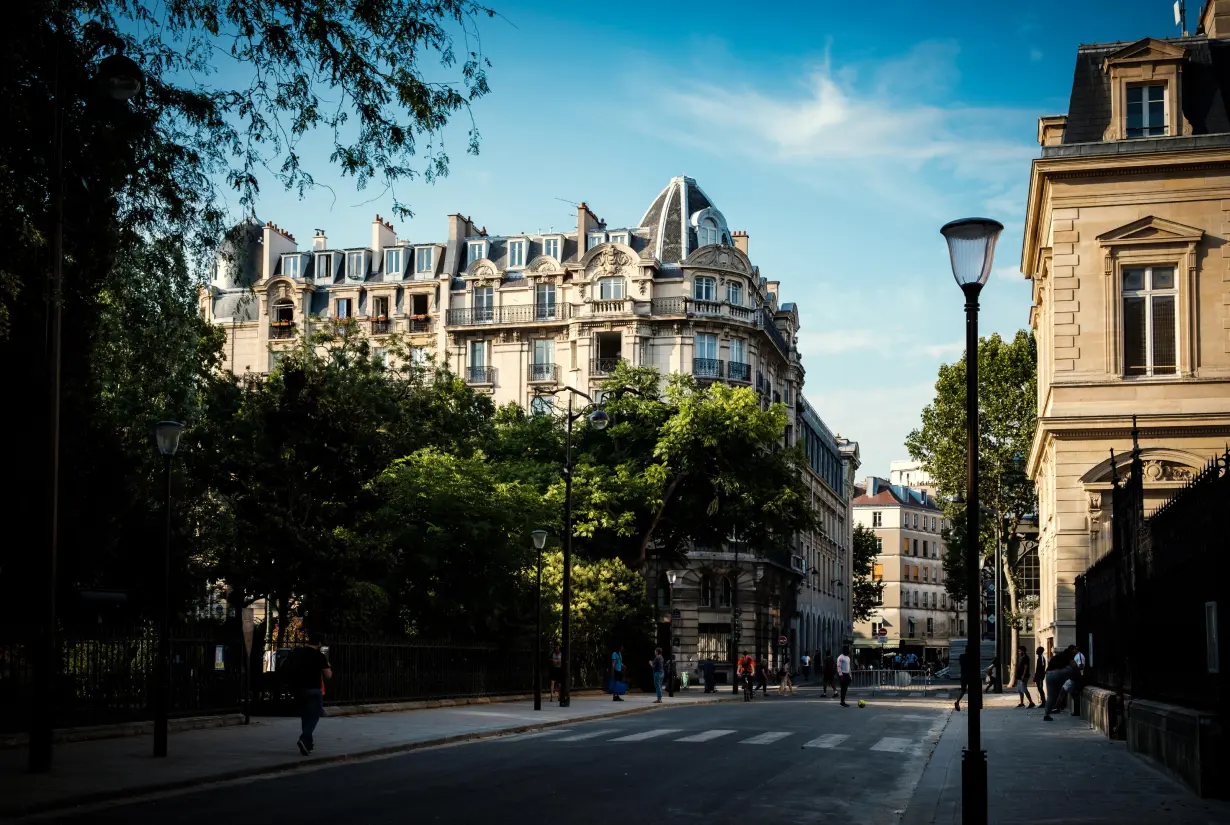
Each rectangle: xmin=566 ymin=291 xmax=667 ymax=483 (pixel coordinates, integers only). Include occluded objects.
xmin=371 ymin=318 xmax=391 ymax=334
xmin=693 ymin=358 xmax=723 ymax=379
xmin=446 ymin=304 xmax=570 ymax=326
xmin=528 ymin=363 xmax=558 ymax=382
xmin=465 ymin=366 xmax=495 ymax=385
xmin=727 ymin=361 xmax=751 ymax=382
xmin=591 ymin=357 xmax=623 ymax=376
xmin=269 ymin=322 xmax=296 ymax=339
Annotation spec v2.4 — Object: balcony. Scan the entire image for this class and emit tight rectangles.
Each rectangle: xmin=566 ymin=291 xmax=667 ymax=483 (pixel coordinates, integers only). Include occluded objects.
xmin=759 ymin=309 xmax=791 ymax=359
xmin=371 ymin=318 xmax=391 ymax=335
xmin=652 ymin=297 xmax=687 ymax=315
xmin=409 ymin=317 xmax=432 ymax=333
xmin=590 ymin=357 xmax=623 ymax=376
xmin=465 ymin=366 xmax=495 ymax=385
xmin=727 ymin=361 xmax=751 ymax=382
xmin=528 ymin=363 xmax=558 ymax=383
xmin=690 ymin=299 xmax=723 ymax=317
xmin=588 ymin=300 xmax=629 ymax=315
xmin=269 ymin=322 xmax=296 ymax=339
xmin=412 ymin=270 xmax=435 ymax=281
xmin=693 ymin=358 xmax=724 ymax=379
xmin=446 ymin=304 xmax=570 ymax=326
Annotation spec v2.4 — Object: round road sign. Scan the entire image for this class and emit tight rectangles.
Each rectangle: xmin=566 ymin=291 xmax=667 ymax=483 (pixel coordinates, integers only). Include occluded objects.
xmin=778 ymin=635 xmax=788 ymax=646
xmin=877 ymin=628 xmax=888 ymax=637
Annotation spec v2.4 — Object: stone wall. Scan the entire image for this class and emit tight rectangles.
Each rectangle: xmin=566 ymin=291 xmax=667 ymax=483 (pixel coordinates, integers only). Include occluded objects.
xmin=1125 ymin=699 xmax=1224 ymax=799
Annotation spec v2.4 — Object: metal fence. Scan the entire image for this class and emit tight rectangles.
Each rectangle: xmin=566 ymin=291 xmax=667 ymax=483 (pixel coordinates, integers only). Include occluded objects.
xmin=1076 ymin=436 xmax=1228 ymax=714
xmin=845 ymin=669 xmax=947 ymax=695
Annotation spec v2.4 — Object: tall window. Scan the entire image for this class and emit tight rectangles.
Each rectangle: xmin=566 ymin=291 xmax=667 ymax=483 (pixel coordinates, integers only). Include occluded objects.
xmin=508 ymin=240 xmax=525 ymax=268
xmin=543 ymin=237 xmax=560 ymax=260
xmin=923 ymin=540 xmax=928 ymax=557
xmin=700 ymin=574 xmax=714 ymax=607
xmin=598 ymin=278 xmax=625 ymax=300
xmin=1123 ymin=266 xmax=1176 ymax=376
xmin=468 ymin=241 xmax=486 ymax=262
xmin=315 ymin=254 xmax=332 ymax=280
xmin=1126 ymin=84 xmax=1166 ymax=138
xmin=698 ymin=217 xmax=720 ymax=246
xmin=335 ymin=298 xmax=352 ymax=318
xmin=415 ymin=247 xmax=433 ymax=273
xmin=730 ymin=338 xmax=746 ymax=365
xmin=410 ymin=346 xmax=429 ymax=365
xmin=473 ymin=286 xmax=494 ymax=321
xmin=283 ymin=255 xmax=301 ymax=278
xmin=694 ymin=276 xmax=716 ymax=301
xmin=727 ymin=282 xmax=743 ymax=306
xmin=695 ymin=333 xmax=718 ymax=361
xmin=913 ymin=514 xmax=918 ymax=528
xmin=385 ymin=249 xmax=402 ymax=277
xmin=872 ymin=511 xmax=882 ymax=527
xmin=373 ymin=296 xmax=389 ymax=318
xmin=872 ymin=563 xmax=883 ymax=582
xmin=533 ymin=338 xmax=553 ymax=365
xmin=469 ymin=340 xmax=486 ymax=368
xmin=346 ymin=251 xmax=365 ymax=278
xmin=535 ymin=283 xmax=556 ymax=319
xmin=926 ymin=617 xmax=934 ymax=635
xmin=913 ymin=539 xmax=919 ymax=556
xmin=720 ymin=576 xmax=733 ymax=608
xmin=697 ymin=624 xmax=730 ymax=661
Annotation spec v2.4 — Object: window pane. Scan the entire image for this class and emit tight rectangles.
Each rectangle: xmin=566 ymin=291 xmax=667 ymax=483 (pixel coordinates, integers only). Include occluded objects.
xmin=1150 ymin=267 xmax=1174 ymax=290
xmin=1151 ymin=295 xmax=1176 ymax=374
xmin=1147 ymin=85 xmax=1164 ymax=102
xmin=1126 ymin=99 xmax=1142 ymax=135
xmin=1123 ymin=269 xmax=1145 ymax=291
xmin=1123 ymin=296 xmax=1147 ymax=375
xmin=1127 ymin=86 xmax=1142 ymax=104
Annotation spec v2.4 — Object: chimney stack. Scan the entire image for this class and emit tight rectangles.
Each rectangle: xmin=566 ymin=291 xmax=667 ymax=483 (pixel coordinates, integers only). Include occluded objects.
xmin=732 ymin=230 xmax=749 ymax=255
xmin=313 ymin=229 xmax=327 ymax=251
xmin=372 ymin=214 xmax=395 ymax=259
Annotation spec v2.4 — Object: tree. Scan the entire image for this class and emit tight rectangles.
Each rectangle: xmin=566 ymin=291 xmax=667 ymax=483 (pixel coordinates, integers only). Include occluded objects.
xmin=906 ymin=330 xmax=1037 ymax=652
xmin=851 ymin=525 xmax=884 ymax=622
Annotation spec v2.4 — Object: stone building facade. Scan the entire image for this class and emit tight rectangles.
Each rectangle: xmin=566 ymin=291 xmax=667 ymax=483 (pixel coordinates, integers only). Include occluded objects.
xmin=201 ymin=175 xmax=857 ymax=684
xmin=1022 ymin=4 xmax=1230 ymax=654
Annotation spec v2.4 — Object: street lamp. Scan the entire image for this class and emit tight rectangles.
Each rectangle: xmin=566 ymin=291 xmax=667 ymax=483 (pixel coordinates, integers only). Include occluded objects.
xmin=666 ymin=570 xmax=678 ymax=696
xmin=152 ymin=420 xmax=183 ymax=758
xmin=531 ymin=529 xmax=549 ymax=711
xmin=941 ymin=216 xmax=1003 ymax=825
xmin=32 ymin=49 xmax=146 ymax=775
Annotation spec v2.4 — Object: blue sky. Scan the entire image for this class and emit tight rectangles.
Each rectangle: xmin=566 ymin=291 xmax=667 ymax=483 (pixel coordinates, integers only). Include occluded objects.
xmin=227 ymin=0 xmax=1181 ymax=477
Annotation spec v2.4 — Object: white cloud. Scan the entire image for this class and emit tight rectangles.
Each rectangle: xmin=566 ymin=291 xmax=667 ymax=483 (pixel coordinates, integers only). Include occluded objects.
xmin=992 ymin=264 xmax=1023 ymax=281
xmin=1029 ymin=48 xmax=1044 ymax=62
xmin=923 ymin=341 xmax=964 ymax=359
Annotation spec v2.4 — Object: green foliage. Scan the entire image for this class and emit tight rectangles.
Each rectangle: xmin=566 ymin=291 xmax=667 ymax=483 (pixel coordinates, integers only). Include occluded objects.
xmin=851 ymin=524 xmax=884 ymax=622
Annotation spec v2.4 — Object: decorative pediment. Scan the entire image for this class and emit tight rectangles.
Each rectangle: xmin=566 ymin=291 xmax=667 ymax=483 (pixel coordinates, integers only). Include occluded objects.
xmin=1102 ymin=37 xmax=1186 ymax=71
xmin=1080 ymin=448 xmax=1206 ymax=485
xmin=463 ymin=259 xmax=503 ymax=287
xmin=265 ymin=277 xmax=297 ymax=300
xmin=581 ymin=243 xmax=635 ymax=280
xmin=1096 ymin=216 xmax=1203 ymax=248
xmin=681 ymin=243 xmax=752 ymax=276
xmin=526 ymin=255 xmax=563 ymax=276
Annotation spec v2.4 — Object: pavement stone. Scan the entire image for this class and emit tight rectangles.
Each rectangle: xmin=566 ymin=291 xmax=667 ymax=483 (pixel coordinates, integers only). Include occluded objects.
xmin=902 ymin=693 xmax=1230 ymax=825
xmin=0 ymin=690 xmax=733 ymax=818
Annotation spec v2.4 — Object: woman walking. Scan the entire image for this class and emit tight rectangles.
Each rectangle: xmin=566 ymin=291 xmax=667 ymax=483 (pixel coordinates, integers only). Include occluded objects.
xmin=778 ymin=658 xmax=795 ymax=696
xmin=1032 ymin=646 xmax=1047 ymax=708
xmin=548 ymin=643 xmax=562 ymax=702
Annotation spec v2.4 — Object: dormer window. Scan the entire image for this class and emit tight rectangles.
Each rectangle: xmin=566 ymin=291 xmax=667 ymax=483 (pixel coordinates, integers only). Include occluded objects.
xmin=587 ymin=232 xmax=605 ymax=251
xmin=508 ymin=239 xmax=526 ymax=268
xmin=467 ymin=240 xmax=488 ymax=263
xmin=384 ymin=248 xmax=403 ymax=278
xmin=282 ymin=254 xmax=302 ymax=278
xmin=543 ymin=237 xmax=561 ymax=260
xmin=415 ymin=246 xmax=433 ymax=273
xmin=1126 ymin=84 xmax=1166 ymax=137
xmin=697 ymin=217 xmax=720 ymax=247
xmin=346 ymin=251 xmax=366 ymax=280
xmin=315 ymin=253 xmax=333 ymax=281
xmin=608 ymin=232 xmax=628 ymax=245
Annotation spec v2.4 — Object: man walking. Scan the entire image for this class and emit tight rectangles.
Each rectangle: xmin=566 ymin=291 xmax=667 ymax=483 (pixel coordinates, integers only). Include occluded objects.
xmin=953 ymin=652 xmax=970 ymax=712
xmin=650 ymin=647 xmax=665 ymax=703
xmin=837 ymin=647 xmax=853 ymax=707
xmin=611 ymin=644 xmax=625 ymax=701
xmin=1068 ymin=644 xmax=1086 ymax=716
xmin=1012 ymin=645 xmax=1035 ymax=708
xmin=283 ymin=632 xmax=331 ymax=755
xmin=1033 ymin=646 xmax=1047 ymax=708
xmin=822 ymin=650 xmax=838 ymax=698
xmin=800 ymin=651 xmax=811 ymax=681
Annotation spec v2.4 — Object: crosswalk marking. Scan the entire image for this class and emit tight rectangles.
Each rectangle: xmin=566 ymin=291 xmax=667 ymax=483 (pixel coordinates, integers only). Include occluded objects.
xmin=556 ymin=729 xmax=619 ymax=742
xmin=739 ymin=731 xmax=792 ymax=745
xmin=870 ymin=737 xmax=914 ymax=753
xmin=803 ymin=734 xmax=849 ymax=749
xmin=675 ymin=729 xmax=736 ymax=743
xmin=610 ymin=729 xmax=682 ymax=742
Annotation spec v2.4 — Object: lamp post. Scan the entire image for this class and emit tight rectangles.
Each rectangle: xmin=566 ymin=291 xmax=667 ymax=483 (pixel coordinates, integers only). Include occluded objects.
xmin=531 ymin=529 xmax=549 ymax=711
xmin=941 ymin=217 xmax=1003 ymax=825
xmin=535 ymin=387 xmax=610 ymax=707
xmin=32 ymin=49 xmax=145 ymax=775
xmin=152 ymin=420 xmax=183 ymax=758
xmin=666 ymin=570 xmax=678 ymax=696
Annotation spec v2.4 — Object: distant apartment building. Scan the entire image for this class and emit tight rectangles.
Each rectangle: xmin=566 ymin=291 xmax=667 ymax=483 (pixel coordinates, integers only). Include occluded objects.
xmin=851 ymin=478 xmax=955 ymax=665
xmin=888 ymin=460 xmax=936 ymax=496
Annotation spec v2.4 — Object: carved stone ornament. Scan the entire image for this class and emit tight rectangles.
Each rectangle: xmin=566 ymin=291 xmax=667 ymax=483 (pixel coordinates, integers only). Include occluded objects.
xmin=639 ymin=279 xmax=649 ymax=296
xmin=1087 ymin=492 xmax=1102 ymax=514
xmin=587 ymin=246 xmax=631 ymax=279
xmin=1142 ymin=460 xmax=1196 ymax=483
xmin=498 ymin=331 xmax=507 ymax=344
xmin=683 ymin=244 xmax=752 ymax=275
xmin=474 ymin=264 xmax=495 ymax=280
xmin=276 ymin=283 xmax=290 ymax=299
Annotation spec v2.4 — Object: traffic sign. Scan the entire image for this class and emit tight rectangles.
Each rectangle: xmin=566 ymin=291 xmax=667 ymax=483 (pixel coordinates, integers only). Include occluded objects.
xmin=877 ymin=627 xmax=888 ymax=637
xmin=778 ymin=635 xmax=788 ymax=646
xmin=671 ymin=608 xmax=681 ymax=619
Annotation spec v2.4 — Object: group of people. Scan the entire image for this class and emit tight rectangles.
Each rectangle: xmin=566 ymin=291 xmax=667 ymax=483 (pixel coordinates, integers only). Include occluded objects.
xmin=953 ymin=643 xmax=1087 ymax=722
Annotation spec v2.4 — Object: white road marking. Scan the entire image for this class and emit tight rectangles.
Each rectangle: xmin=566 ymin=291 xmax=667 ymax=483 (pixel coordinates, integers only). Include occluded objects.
xmin=803 ymin=733 xmax=850 ymax=748
xmin=609 ymin=729 xmax=683 ymax=742
xmin=739 ymin=731 xmax=792 ymax=745
xmin=870 ymin=737 xmax=914 ymax=753
xmin=675 ymin=729 xmax=737 ymax=742
xmin=556 ymin=728 xmax=619 ymax=742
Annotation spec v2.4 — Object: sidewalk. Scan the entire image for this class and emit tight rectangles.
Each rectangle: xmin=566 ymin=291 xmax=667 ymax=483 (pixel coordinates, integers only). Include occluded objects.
xmin=903 ymin=693 xmax=1230 ymax=825
xmin=0 ymin=690 xmax=732 ymax=818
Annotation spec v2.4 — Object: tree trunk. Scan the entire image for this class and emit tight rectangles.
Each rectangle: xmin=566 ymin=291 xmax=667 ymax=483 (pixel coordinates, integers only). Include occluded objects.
xmin=639 ymin=473 xmax=683 ymax=566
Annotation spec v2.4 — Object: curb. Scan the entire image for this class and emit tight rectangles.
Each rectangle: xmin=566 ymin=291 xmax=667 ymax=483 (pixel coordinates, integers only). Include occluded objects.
xmin=3 ymin=694 xmax=738 ymax=819
xmin=0 ymin=715 xmax=248 ymax=750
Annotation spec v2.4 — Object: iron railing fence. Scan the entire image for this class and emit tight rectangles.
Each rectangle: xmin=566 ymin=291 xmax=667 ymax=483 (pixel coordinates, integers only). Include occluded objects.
xmin=1076 ymin=439 xmax=1228 ymax=714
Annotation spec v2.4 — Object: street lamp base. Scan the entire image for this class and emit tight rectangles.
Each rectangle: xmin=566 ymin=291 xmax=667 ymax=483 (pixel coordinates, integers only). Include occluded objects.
xmin=961 ymin=747 xmax=988 ymax=825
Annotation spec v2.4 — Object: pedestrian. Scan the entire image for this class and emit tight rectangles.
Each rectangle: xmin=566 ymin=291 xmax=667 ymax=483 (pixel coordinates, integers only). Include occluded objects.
xmin=1067 ymin=644 xmax=1086 ymax=716
xmin=822 ymin=650 xmax=838 ymax=698
xmin=1033 ymin=646 xmax=1047 ymax=708
xmin=983 ymin=658 xmax=998 ymax=692
xmin=702 ymin=658 xmax=716 ymax=693
xmin=282 ymin=631 xmax=332 ymax=756
xmin=800 ymin=652 xmax=811 ymax=681
xmin=548 ymin=642 xmax=562 ymax=702
xmin=649 ymin=647 xmax=665 ymax=703
xmin=755 ymin=656 xmax=770 ymax=696
xmin=665 ymin=653 xmax=677 ymax=698
xmin=778 ymin=658 xmax=795 ymax=696
xmin=953 ymin=652 xmax=970 ymax=712
xmin=737 ymin=653 xmax=753 ymax=701
xmin=610 ymin=643 xmax=625 ymax=701
xmin=837 ymin=646 xmax=853 ymax=707
xmin=1042 ymin=649 xmax=1075 ymax=721
xmin=1012 ymin=645 xmax=1035 ymax=708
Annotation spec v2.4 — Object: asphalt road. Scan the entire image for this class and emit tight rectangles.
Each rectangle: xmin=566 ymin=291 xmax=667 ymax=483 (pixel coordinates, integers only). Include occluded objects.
xmin=45 ymin=689 xmax=951 ymax=825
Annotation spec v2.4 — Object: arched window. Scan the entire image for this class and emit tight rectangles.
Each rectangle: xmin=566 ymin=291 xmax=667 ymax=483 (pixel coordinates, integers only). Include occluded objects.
xmin=698 ymin=217 xmax=720 ymax=247
xmin=272 ymin=299 xmax=294 ymax=324
xmin=720 ymin=575 xmax=734 ymax=608
xmin=657 ymin=572 xmax=671 ymax=608
xmin=700 ymin=574 xmax=714 ymax=607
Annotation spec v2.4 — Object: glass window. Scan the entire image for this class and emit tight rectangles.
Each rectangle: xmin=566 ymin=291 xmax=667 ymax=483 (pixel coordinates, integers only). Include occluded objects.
xmin=373 ymin=296 xmax=389 ymax=318
xmin=533 ymin=338 xmax=553 ymax=365
xmin=587 ymin=233 xmax=605 ymax=250
xmin=700 ymin=575 xmax=714 ymax=607
xmin=697 ymin=623 xmax=730 ymax=661
xmin=694 ymin=276 xmax=716 ymax=301
xmin=315 ymin=254 xmax=332 ymax=280
xmin=468 ymin=241 xmax=486 ymax=262
xmin=543 ymin=238 xmax=560 ymax=260
xmin=335 ymin=298 xmax=351 ymax=318
xmin=598 ymin=278 xmax=625 ymax=300
xmin=719 ymin=576 xmax=733 ymax=608
xmin=410 ymin=346 xmax=429 ymax=365
xmin=923 ymin=540 xmax=928 ymax=558
xmin=727 ymin=282 xmax=743 ymax=306
xmin=730 ymin=338 xmax=746 ymax=365
xmin=608 ymin=232 xmax=627 ymax=245
xmin=1126 ymin=84 xmax=1166 ymax=138
xmin=469 ymin=340 xmax=486 ymax=368
xmin=872 ymin=563 xmax=883 ymax=582
xmin=1123 ymin=266 xmax=1177 ymax=376
xmin=347 ymin=251 xmax=365 ymax=278
xmin=535 ymin=283 xmax=556 ymax=319
xmin=696 ymin=333 xmax=718 ymax=360
xmin=698 ymin=217 xmax=720 ymax=246
xmin=415 ymin=247 xmax=433 ymax=273
xmin=913 ymin=539 xmax=919 ymax=556
xmin=872 ymin=511 xmax=882 ymax=527
xmin=508 ymin=240 xmax=525 ymax=268
xmin=931 ymin=517 xmax=937 ymax=531
xmin=530 ymin=396 xmax=553 ymax=417
xmin=926 ymin=617 xmax=934 ymax=635
xmin=283 ymin=255 xmax=301 ymax=278
xmin=385 ymin=249 xmax=401 ymax=276
xmin=473 ymin=286 xmax=494 ymax=321
xmin=913 ymin=514 xmax=918 ymax=528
